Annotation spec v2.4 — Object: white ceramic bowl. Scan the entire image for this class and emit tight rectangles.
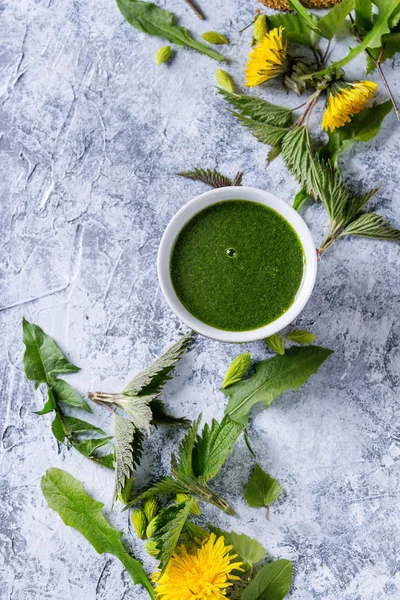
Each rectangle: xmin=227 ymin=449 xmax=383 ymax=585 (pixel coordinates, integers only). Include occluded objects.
xmin=157 ymin=186 xmax=317 ymax=343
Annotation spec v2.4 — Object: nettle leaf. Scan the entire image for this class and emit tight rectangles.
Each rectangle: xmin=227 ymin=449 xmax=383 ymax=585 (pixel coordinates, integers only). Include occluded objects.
xmin=62 ymin=416 xmax=106 ymax=435
xmin=178 ymin=168 xmax=242 ymax=188
xmin=50 ymin=378 xmax=91 ymax=413
xmin=355 ymin=0 xmax=373 ymax=31
xmin=150 ymin=398 xmax=190 ymax=427
xmin=110 ymin=395 xmax=153 ymax=435
xmin=339 ymin=213 xmax=400 ymax=241
xmin=343 ymin=187 xmax=379 ymax=224
xmin=113 ymin=414 xmax=144 ymax=503
xmin=122 ymin=331 xmax=193 ymax=397
xmin=367 ymin=32 xmax=400 ymax=72
xmin=266 ymin=13 xmax=319 ymax=47
xmin=286 ymin=329 xmax=316 ymax=344
xmin=171 ymin=416 xmax=201 ymax=480
xmin=265 ymin=334 xmax=285 ymax=356
xmin=127 ymin=477 xmax=189 ymax=506
xmin=241 ymin=559 xmax=293 ymax=600
xmin=320 ymin=101 xmax=392 ymax=163
xmin=287 ymin=0 xmax=320 ymax=31
xmin=222 ymin=352 xmax=251 ymax=389
xmin=153 ymin=499 xmax=195 ymax=571
xmin=208 ymin=526 xmax=265 ymax=572
xmin=234 ymin=115 xmax=290 ymax=148
xmin=22 ymin=318 xmax=79 ymax=387
xmin=41 ymin=468 xmax=155 ymax=599
xmin=115 ymin=0 xmax=225 ymax=62
xmin=245 ymin=464 xmax=282 ymax=509
xmin=192 ymin=415 xmax=244 ymax=483
xmin=219 ymin=89 xmax=293 ymax=127
xmin=223 ymin=346 xmax=333 ymax=425
xmin=318 ymin=0 xmax=354 ymax=40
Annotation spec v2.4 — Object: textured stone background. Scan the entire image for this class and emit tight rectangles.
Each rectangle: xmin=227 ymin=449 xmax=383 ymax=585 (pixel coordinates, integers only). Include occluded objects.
xmin=1 ymin=0 xmax=400 ymax=598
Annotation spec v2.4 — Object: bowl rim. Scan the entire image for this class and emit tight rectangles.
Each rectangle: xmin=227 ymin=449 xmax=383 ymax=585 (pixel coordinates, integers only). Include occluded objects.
xmin=157 ymin=186 xmax=317 ymax=343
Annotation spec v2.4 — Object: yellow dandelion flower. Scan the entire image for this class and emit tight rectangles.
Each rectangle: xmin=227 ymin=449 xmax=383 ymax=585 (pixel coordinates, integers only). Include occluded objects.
xmin=153 ymin=533 xmax=243 ymax=600
xmin=322 ymin=80 xmax=378 ymax=132
xmin=245 ymin=27 xmax=289 ymax=88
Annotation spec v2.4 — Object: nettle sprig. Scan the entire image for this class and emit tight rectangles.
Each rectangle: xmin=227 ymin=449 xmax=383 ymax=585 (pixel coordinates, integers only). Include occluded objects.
xmin=217 ymin=0 xmax=400 ymax=255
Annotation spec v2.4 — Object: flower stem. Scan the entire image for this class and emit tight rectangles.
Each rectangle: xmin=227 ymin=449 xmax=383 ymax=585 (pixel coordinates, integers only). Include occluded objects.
xmin=182 ymin=0 xmax=205 ymax=19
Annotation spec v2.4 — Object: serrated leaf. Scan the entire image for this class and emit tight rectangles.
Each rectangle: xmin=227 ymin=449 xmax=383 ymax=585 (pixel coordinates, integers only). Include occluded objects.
xmin=219 ymin=89 xmax=293 ymax=127
xmin=192 ymin=415 xmax=244 ymax=483
xmin=241 ymin=559 xmax=293 ymax=600
xmin=343 ymin=187 xmax=379 ymax=224
xmin=245 ymin=463 xmax=282 ymax=509
xmin=287 ymin=0 xmax=320 ymax=31
xmin=318 ymin=0 xmax=354 ymax=40
xmin=115 ymin=0 xmax=225 ymax=62
xmin=339 ymin=213 xmax=400 ymax=241
xmin=235 ymin=115 xmax=290 ymax=147
xmin=50 ymin=378 xmax=91 ymax=413
xmin=184 ymin=521 xmax=209 ymax=540
xmin=355 ymin=0 xmax=373 ymax=31
xmin=62 ymin=416 xmax=106 ymax=435
xmin=171 ymin=416 xmax=201 ymax=480
xmin=320 ymin=101 xmax=393 ymax=162
xmin=112 ymin=395 xmax=153 ymax=435
xmin=150 ymin=398 xmax=190 ymax=427
xmin=222 ymin=352 xmax=251 ymax=389
xmin=122 ymin=332 xmax=193 ymax=397
xmin=113 ymin=414 xmax=144 ymax=504
xmin=71 ymin=436 xmax=113 ymax=457
xmin=93 ymin=452 xmax=115 ymax=469
xmin=35 ymin=388 xmax=57 ymax=415
xmin=266 ymin=13 xmax=319 ymax=47
xmin=223 ymin=346 xmax=333 ymax=425
xmin=202 ymin=31 xmax=229 ymax=44
xmin=127 ymin=477 xmax=189 ymax=507
xmin=265 ymin=334 xmax=285 ymax=355
xmin=178 ymin=167 xmax=234 ymax=188
xmin=286 ymin=329 xmax=316 ymax=344
xmin=41 ymin=468 xmax=155 ymax=598
xmin=51 ymin=412 xmax=65 ymax=442
xmin=153 ymin=499 xmax=195 ymax=571
xmin=22 ymin=318 xmax=79 ymax=387
xmin=208 ymin=526 xmax=266 ymax=572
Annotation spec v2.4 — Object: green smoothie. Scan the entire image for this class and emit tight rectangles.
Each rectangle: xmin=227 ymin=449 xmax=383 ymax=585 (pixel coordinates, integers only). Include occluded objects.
xmin=170 ymin=200 xmax=304 ymax=331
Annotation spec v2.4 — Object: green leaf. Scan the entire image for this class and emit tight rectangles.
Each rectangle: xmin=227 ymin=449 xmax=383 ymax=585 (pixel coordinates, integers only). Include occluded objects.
xmin=93 ymin=453 xmax=116 ymax=469
xmin=355 ymin=0 xmax=373 ymax=31
xmin=50 ymin=378 xmax=91 ymax=413
xmin=171 ymin=415 xmax=201 ymax=480
xmin=265 ymin=334 xmax=285 ymax=355
xmin=155 ymin=45 xmax=172 ymax=66
xmin=244 ymin=463 xmax=282 ymax=508
xmin=286 ymin=329 xmax=316 ymax=344
xmin=287 ymin=0 xmax=320 ymax=31
xmin=178 ymin=167 xmax=236 ymax=188
xmin=35 ymin=388 xmax=57 ymax=415
xmin=223 ymin=346 xmax=333 ymax=425
xmin=127 ymin=477 xmax=189 ymax=506
xmin=51 ymin=412 xmax=65 ymax=442
xmin=339 ymin=213 xmax=400 ymax=241
xmin=292 ymin=188 xmax=310 ymax=211
xmin=149 ymin=398 xmax=190 ymax=427
xmin=41 ymin=468 xmax=155 ymax=599
xmin=215 ymin=69 xmax=235 ymax=93
xmin=320 ymin=101 xmax=393 ymax=162
xmin=202 ymin=31 xmax=229 ymax=44
xmin=122 ymin=331 xmax=193 ymax=397
xmin=192 ymin=415 xmax=244 ymax=482
xmin=113 ymin=414 xmax=144 ymax=504
xmin=318 ymin=0 xmax=354 ymax=40
xmin=100 ymin=394 xmax=153 ymax=434
xmin=241 ymin=559 xmax=293 ymax=600
xmin=219 ymin=89 xmax=293 ymax=127
xmin=234 ymin=115 xmax=290 ymax=148
xmin=71 ymin=436 xmax=114 ymax=457
xmin=367 ymin=32 xmax=400 ymax=72
xmin=115 ymin=0 xmax=225 ymax=62
xmin=208 ymin=526 xmax=266 ymax=572
xmin=22 ymin=318 xmax=79 ymax=387
xmin=222 ymin=352 xmax=251 ymax=388
xmin=152 ymin=499 xmax=195 ymax=571
xmin=266 ymin=13 xmax=319 ymax=47
xmin=309 ymin=0 xmax=400 ymax=75
xmin=343 ymin=188 xmax=379 ymax=224
xmin=62 ymin=416 xmax=106 ymax=435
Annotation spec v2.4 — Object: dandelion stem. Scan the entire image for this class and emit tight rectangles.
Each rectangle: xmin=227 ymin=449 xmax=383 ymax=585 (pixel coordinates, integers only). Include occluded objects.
xmin=182 ymin=0 xmax=205 ymax=19
xmin=350 ymin=15 xmax=400 ymax=121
